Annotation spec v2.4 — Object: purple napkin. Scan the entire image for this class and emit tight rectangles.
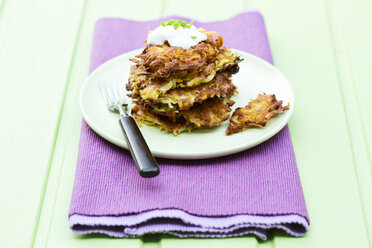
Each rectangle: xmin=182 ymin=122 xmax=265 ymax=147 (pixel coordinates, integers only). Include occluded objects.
xmin=69 ymin=11 xmax=309 ymax=240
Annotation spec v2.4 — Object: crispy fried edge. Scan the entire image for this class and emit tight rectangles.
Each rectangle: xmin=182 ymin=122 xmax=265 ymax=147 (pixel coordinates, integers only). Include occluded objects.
xmin=226 ymin=94 xmax=290 ymax=135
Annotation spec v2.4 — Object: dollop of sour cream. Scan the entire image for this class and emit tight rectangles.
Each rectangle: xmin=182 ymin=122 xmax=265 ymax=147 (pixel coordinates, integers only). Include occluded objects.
xmin=147 ymin=25 xmax=207 ymax=49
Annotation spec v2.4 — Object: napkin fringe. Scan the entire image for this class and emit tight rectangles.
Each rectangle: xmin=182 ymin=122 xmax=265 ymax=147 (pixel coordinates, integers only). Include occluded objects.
xmin=70 ymin=209 xmax=308 ymax=240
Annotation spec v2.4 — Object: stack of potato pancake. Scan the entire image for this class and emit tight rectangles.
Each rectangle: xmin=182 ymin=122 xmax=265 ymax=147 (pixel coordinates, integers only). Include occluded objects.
xmin=127 ymin=36 xmax=241 ymax=135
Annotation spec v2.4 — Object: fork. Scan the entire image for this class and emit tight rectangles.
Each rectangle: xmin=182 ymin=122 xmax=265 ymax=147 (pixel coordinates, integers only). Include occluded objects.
xmin=100 ymin=80 xmax=160 ymax=178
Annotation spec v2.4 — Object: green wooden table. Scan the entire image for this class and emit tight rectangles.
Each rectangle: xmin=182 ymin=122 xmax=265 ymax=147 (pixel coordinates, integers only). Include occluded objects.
xmin=1 ymin=0 xmax=371 ymax=247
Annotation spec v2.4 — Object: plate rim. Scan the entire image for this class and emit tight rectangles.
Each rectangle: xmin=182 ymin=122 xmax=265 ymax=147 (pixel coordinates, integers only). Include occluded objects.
xmin=80 ymin=48 xmax=294 ymax=160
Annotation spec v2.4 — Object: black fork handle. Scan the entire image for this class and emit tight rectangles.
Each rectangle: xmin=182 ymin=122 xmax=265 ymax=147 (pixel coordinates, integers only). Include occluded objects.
xmin=119 ymin=116 xmax=160 ymax=178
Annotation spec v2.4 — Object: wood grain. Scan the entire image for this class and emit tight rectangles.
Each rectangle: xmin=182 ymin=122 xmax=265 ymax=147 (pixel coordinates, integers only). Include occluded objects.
xmin=0 ymin=0 xmax=85 ymax=247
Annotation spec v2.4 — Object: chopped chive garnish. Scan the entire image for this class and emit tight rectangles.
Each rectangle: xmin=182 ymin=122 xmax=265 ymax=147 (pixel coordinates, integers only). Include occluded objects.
xmin=191 ymin=36 xmax=197 ymax=39
xmin=160 ymin=19 xmax=194 ymax=29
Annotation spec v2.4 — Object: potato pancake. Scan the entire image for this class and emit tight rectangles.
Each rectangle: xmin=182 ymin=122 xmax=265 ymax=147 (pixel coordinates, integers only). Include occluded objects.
xmin=127 ymin=26 xmax=241 ymax=136
xmin=132 ymin=98 xmax=234 ymax=135
xmin=226 ymin=94 xmax=289 ymax=135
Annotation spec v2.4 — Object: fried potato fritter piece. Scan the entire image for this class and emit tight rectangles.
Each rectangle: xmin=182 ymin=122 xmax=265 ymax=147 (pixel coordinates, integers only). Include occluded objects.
xmin=132 ymin=98 xmax=234 ymax=136
xmin=159 ymin=72 xmax=236 ymax=110
xmin=131 ymin=104 xmax=192 ymax=136
xmin=130 ymin=36 xmax=224 ymax=78
xmin=136 ymin=72 xmax=236 ymax=114
xmin=226 ymin=94 xmax=289 ymax=135
xmin=183 ymin=98 xmax=234 ymax=128
xmin=128 ymin=54 xmax=240 ymax=101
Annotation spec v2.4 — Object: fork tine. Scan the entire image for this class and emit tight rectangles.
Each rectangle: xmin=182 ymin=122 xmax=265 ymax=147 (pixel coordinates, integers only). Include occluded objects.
xmin=115 ymin=80 xmax=127 ymax=106
xmin=106 ymin=81 xmax=118 ymax=106
xmin=111 ymin=81 xmax=122 ymax=106
xmin=99 ymin=80 xmax=110 ymax=106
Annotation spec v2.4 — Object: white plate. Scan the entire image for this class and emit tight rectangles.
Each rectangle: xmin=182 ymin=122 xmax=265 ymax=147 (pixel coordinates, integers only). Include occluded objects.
xmin=80 ymin=48 xmax=294 ymax=159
